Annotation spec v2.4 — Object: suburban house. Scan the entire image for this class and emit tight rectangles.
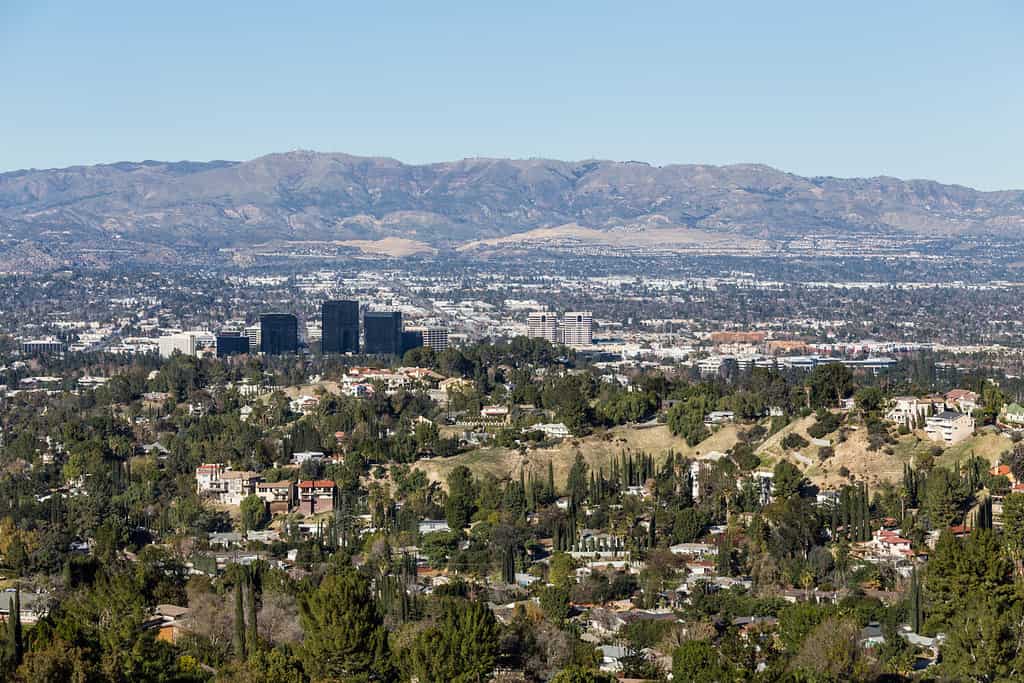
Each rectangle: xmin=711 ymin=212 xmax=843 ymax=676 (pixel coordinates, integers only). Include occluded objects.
xmin=144 ymin=604 xmax=190 ymax=643
xmin=291 ymin=451 xmax=326 ymax=466
xmin=255 ymin=480 xmax=294 ymax=513
xmin=0 ymin=590 xmax=48 ymax=624
xmin=296 ymin=479 xmax=336 ymax=515
xmin=195 ymin=463 xmax=227 ymax=493
xmin=945 ymin=389 xmax=979 ymax=414
xmin=886 ymin=397 xmax=928 ymax=425
xmin=480 ymin=405 xmax=510 ymax=420
xmin=669 ymin=542 xmax=718 ymax=559
xmin=525 ymin=423 xmax=571 ymax=439
xmin=1003 ymin=403 xmax=1024 ymax=426
xmin=925 ymin=411 xmax=975 ymax=445
xmin=866 ymin=529 xmax=915 ymax=560
xmin=195 ymin=464 xmax=261 ymax=505
xmin=418 ymin=519 xmax=451 ymax=535
xmin=289 ymin=395 xmax=320 ymax=415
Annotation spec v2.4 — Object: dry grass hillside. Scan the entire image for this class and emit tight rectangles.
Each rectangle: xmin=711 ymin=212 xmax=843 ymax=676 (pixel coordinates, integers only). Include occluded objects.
xmin=760 ymin=412 xmax=1013 ymax=491
xmin=414 ymin=423 xmax=743 ymax=490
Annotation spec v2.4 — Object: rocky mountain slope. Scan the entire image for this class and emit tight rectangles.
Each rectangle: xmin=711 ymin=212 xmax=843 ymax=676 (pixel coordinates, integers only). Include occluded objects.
xmin=1 ymin=151 xmax=1022 ymax=258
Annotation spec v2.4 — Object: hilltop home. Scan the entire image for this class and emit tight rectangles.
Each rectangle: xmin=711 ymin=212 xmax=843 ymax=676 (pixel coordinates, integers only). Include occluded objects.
xmin=886 ymin=397 xmax=927 ymax=425
xmin=1003 ymin=403 xmax=1024 ymax=426
xmin=195 ymin=464 xmax=261 ymax=505
xmin=925 ymin=411 xmax=974 ymax=445
xmin=945 ymin=389 xmax=979 ymax=414
xmin=296 ymin=480 xmax=336 ymax=515
xmin=255 ymin=480 xmax=294 ymax=513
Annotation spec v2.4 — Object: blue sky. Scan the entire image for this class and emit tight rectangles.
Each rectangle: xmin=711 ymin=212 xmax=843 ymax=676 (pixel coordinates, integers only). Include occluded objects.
xmin=2 ymin=1 xmax=1022 ymax=189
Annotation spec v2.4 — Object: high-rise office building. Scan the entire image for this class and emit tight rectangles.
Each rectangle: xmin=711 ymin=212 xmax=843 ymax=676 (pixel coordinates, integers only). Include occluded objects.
xmin=244 ymin=324 xmax=261 ymax=351
xmin=260 ymin=314 xmax=299 ymax=355
xmin=321 ymin=300 xmax=359 ymax=354
xmin=527 ymin=311 xmax=559 ymax=343
xmin=401 ymin=330 xmax=424 ymax=355
xmin=561 ymin=311 xmax=593 ymax=347
xmin=364 ymin=311 xmax=402 ymax=355
xmin=216 ymin=333 xmax=250 ymax=357
xmin=421 ymin=327 xmax=449 ymax=352
xmin=158 ymin=332 xmax=198 ymax=359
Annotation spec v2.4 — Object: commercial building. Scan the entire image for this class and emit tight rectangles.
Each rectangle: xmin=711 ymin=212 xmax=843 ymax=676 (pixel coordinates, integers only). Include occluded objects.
xmin=562 ymin=311 xmax=594 ymax=347
xmin=527 ymin=311 xmax=559 ymax=343
xmin=20 ymin=338 xmax=66 ymax=355
xmin=321 ymin=300 xmax=360 ymax=354
xmin=215 ymin=333 xmax=250 ymax=357
xmin=158 ymin=332 xmax=198 ymax=359
xmin=402 ymin=330 xmax=424 ymax=355
xmin=364 ymin=311 xmax=402 ymax=355
xmin=260 ymin=314 xmax=299 ymax=355
xmin=244 ymin=324 xmax=261 ymax=352
xmin=421 ymin=327 xmax=449 ymax=351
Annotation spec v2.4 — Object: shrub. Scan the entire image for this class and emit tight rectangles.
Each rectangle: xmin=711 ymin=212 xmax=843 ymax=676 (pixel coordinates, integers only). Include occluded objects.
xmin=808 ymin=413 xmax=841 ymax=439
xmin=781 ymin=433 xmax=809 ymax=451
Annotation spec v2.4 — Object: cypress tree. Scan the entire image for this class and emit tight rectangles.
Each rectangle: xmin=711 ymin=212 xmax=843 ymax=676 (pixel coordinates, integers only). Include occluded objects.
xmin=6 ymin=588 xmax=22 ymax=667
xmin=910 ymin=568 xmax=923 ymax=633
xmin=246 ymin=573 xmax=259 ymax=654
xmin=546 ymin=461 xmax=555 ymax=500
xmin=717 ymin=535 xmax=732 ymax=576
xmin=502 ymin=544 xmax=516 ymax=585
xmin=233 ymin=581 xmax=246 ymax=659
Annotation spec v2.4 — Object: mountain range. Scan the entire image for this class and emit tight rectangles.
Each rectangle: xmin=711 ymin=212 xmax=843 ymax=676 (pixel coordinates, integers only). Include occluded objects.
xmin=1 ymin=150 xmax=1023 ymax=268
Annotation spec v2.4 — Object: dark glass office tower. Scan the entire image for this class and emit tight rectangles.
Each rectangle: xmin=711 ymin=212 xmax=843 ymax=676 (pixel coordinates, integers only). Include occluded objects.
xmin=260 ymin=314 xmax=298 ymax=354
xmin=363 ymin=311 xmax=402 ymax=355
xmin=321 ymin=300 xmax=359 ymax=354
xmin=401 ymin=330 xmax=423 ymax=355
xmin=216 ymin=333 xmax=250 ymax=357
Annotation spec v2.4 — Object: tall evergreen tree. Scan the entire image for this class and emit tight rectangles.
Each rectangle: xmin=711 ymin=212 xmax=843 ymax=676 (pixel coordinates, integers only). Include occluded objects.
xmin=246 ymin=572 xmax=259 ymax=654
xmin=233 ymin=582 xmax=246 ymax=659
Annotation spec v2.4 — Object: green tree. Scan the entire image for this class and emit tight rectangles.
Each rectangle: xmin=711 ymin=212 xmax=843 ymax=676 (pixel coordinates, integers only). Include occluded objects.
xmin=854 ymin=386 xmax=885 ymax=414
xmin=923 ymin=467 xmax=967 ymax=530
xmin=539 ymin=584 xmax=572 ymax=625
xmin=405 ymin=598 xmax=499 ymax=683
xmin=772 ymin=460 xmax=807 ymax=501
xmin=299 ymin=569 xmax=393 ymax=682
xmin=551 ymin=666 xmax=617 ymax=683
xmin=5 ymin=587 xmax=22 ymax=668
xmin=672 ymin=640 xmax=732 ymax=683
xmin=240 ymin=495 xmax=269 ymax=533
xmin=234 ymin=581 xmax=246 ymax=659
xmin=939 ymin=595 xmax=1024 ymax=682
xmin=789 ymin=616 xmax=864 ymax=681
xmin=807 ymin=363 xmax=853 ymax=408
xmin=445 ymin=466 xmax=478 ymax=530
xmin=1003 ymin=493 xmax=1024 ymax=575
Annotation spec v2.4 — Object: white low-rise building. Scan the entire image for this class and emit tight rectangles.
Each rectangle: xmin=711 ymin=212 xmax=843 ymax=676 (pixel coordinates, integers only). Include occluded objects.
xmin=526 ymin=422 xmax=571 ymax=439
xmin=925 ymin=411 xmax=974 ymax=445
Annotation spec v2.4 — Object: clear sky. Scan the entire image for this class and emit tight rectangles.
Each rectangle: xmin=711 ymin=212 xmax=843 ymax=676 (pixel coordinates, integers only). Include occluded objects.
xmin=2 ymin=1 xmax=1022 ymax=189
